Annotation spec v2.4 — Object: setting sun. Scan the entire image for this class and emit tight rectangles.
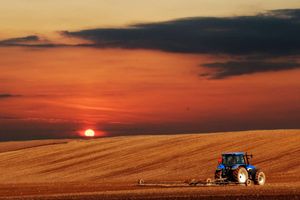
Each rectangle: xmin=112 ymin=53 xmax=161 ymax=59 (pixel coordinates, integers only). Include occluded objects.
xmin=84 ymin=129 xmax=95 ymax=137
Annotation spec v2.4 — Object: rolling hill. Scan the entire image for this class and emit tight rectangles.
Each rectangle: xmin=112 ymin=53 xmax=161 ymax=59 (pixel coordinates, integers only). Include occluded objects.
xmin=0 ymin=130 xmax=299 ymax=184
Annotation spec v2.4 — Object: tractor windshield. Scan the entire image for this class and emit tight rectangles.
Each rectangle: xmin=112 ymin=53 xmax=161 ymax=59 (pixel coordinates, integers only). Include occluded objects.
xmin=222 ymin=154 xmax=245 ymax=165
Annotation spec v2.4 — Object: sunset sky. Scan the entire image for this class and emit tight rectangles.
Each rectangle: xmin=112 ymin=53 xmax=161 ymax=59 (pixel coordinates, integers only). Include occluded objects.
xmin=1 ymin=0 xmax=300 ymax=141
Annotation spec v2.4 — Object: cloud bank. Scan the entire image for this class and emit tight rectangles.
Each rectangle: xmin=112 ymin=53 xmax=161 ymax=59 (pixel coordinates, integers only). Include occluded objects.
xmin=201 ymin=60 xmax=300 ymax=79
xmin=1 ymin=9 xmax=300 ymax=78
xmin=62 ymin=9 xmax=300 ymax=78
xmin=0 ymin=35 xmax=59 ymax=47
xmin=63 ymin=9 xmax=300 ymax=56
xmin=0 ymin=35 xmax=39 ymax=45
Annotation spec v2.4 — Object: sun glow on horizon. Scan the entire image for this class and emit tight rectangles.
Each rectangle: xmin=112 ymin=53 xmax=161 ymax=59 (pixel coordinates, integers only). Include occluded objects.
xmin=84 ymin=129 xmax=95 ymax=137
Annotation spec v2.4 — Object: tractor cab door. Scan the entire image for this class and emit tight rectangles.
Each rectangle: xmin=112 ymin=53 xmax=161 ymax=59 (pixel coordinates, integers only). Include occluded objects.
xmin=236 ymin=155 xmax=246 ymax=165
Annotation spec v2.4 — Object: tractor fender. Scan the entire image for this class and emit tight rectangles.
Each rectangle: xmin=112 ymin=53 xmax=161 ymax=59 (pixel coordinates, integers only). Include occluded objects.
xmin=246 ymin=164 xmax=256 ymax=171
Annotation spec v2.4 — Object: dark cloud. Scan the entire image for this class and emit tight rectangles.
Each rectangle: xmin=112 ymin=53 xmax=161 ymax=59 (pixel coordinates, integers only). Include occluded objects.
xmin=0 ymin=35 xmax=61 ymax=47
xmin=60 ymin=9 xmax=300 ymax=78
xmin=201 ymin=60 xmax=300 ymax=79
xmin=2 ymin=9 xmax=300 ymax=78
xmin=0 ymin=35 xmax=39 ymax=45
xmin=0 ymin=93 xmax=22 ymax=99
xmin=2 ymin=9 xmax=300 ymax=54
xmin=63 ymin=9 xmax=300 ymax=56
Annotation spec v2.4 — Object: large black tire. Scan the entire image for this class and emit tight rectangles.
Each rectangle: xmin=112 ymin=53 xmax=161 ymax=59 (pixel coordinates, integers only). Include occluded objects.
xmin=215 ymin=170 xmax=222 ymax=179
xmin=254 ymin=170 xmax=266 ymax=185
xmin=233 ymin=167 xmax=248 ymax=183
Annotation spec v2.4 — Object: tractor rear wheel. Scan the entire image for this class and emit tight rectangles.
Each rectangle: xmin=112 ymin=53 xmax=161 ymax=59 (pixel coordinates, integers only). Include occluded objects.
xmin=233 ymin=167 xmax=248 ymax=184
xmin=254 ymin=170 xmax=266 ymax=185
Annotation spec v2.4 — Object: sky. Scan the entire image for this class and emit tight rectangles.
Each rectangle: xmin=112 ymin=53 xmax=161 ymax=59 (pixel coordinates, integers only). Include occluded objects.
xmin=0 ymin=0 xmax=300 ymax=141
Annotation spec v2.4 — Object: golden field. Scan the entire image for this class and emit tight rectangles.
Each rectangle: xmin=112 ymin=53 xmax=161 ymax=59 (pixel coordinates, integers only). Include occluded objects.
xmin=0 ymin=130 xmax=299 ymax=199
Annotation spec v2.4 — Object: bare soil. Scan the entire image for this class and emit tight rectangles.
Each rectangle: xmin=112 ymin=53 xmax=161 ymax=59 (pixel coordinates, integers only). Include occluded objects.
xmin=0 ymin=130 xmax=299 ymax=199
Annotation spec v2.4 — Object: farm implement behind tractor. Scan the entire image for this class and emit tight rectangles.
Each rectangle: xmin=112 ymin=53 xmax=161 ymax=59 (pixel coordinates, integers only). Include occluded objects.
xmin=138 ymin=152 xmax=266 ymax=187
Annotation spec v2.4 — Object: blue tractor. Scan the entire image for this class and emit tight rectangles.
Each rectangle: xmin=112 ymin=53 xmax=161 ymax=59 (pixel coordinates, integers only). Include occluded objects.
xmin=215 ymin=152 xmax=266 ymax=186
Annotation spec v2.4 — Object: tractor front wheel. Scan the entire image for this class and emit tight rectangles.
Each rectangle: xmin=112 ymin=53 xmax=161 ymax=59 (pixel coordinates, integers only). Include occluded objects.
xmin=233 ymin=167 xmax=248 ymax=184
xmin=254 ymin=170 xmax=266 ymax=185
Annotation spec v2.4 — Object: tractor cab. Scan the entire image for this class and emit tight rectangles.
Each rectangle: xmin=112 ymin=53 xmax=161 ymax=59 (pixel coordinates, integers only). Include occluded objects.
xmin=222 ymin=153 xmax=246 ymax=166
xmin=217 ymin=152 xmax=255 ymax=170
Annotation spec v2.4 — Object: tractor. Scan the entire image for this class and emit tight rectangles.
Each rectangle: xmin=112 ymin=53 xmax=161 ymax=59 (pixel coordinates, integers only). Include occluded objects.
xmin=215 ymin=152 xmax=266 ymax=186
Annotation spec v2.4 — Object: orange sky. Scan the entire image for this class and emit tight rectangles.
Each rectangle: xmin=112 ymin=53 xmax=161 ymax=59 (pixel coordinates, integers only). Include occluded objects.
xmin=0 ymin=1 xmax=300 ymax=140
xmin=1 ymin=47 xmax=299 ymax=140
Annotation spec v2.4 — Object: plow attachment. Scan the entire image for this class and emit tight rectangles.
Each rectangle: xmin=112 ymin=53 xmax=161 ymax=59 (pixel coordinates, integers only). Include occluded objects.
xmin=137 ymin=178 xmax=252 ymax=187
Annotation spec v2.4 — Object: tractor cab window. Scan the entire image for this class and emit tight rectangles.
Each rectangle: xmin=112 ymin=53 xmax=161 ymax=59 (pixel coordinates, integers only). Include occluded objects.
xmin=222 ymin=155 xmax=235 ymax=165
xmin=222 ymin=155 xmax=245 ymax=165
xmin=236 ymin=155 xmax=245 ymax=164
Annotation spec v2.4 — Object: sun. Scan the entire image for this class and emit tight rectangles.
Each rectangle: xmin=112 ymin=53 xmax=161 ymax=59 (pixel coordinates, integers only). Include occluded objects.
xmin=84 ymin=129 xmax=95 ymax=137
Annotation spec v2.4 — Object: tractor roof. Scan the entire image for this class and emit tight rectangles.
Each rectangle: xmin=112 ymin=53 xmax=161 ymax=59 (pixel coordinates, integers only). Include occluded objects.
xmin=222 ymin=152 xmax=245 ymax=156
